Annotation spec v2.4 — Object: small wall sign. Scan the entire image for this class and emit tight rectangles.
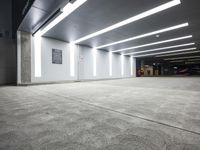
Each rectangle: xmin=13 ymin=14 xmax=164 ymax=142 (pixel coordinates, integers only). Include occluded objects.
xmin=52 ymin=49 xmax=62 ymax=64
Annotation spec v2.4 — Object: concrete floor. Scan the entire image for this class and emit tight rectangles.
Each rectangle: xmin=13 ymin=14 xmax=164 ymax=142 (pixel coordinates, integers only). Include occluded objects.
xmin=0 ymin=77 xmax=200 ymax=150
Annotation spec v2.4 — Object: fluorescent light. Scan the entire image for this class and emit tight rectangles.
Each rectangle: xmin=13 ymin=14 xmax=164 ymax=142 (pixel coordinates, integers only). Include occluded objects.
xmin=74 ymin=0 xmax=181 ymax=44
xmin=165 ymin=56 xmax=200 ymax=60
xmin=96 ymin=23 xmax=188 ymax=49
xmin=35 ymin=0 xmax=87 ymax=37
xmin=112 ymin=35 xmax=192 ymax=53
xmin=109 ymin=52 xmax=113 ymax=76
xmin=93 ymin=48 xmax=97 ymax=77
xmin=34 ymin=35 xmax=42 ymax=77
xmin=170 ymin=58 xmax=200 ymax=63
xmin=156 ymin=50 xmax=200 ymax=57
xmin=188 ymin=58 xmax=200 ymax=61
xmin=170 ymin=60 xmax=184 ymax=63
xmin=33 ymin=0 xmax=87 ymax=77
xmin=130 ymin=56 xmax=133 ymax=76
xmin=185 ymin=61 xmax=200 ymax=64
xmin=133 ymin=47 xmax=197 ymax=58
xmin=70 ymin=43 xmax=75 ymax=77
xmin=121 ymin=55 xmax=124 ymax=76
xmin=124 ymin=43 xmax=195 ymax=55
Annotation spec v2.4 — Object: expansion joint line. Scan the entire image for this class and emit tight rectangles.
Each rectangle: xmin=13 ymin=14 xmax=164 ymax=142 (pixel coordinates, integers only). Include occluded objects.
xmin=37 ymin=88 xmax=200 ymax=136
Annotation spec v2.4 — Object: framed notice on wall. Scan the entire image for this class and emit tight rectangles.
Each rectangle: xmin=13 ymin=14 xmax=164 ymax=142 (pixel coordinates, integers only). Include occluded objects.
xmin=52 ymin=49 xmax=62 ymax=64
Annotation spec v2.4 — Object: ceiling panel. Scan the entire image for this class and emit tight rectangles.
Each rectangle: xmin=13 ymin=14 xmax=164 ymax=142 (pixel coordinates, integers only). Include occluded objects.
xmin=19 ymin=0 xmax=67 ymax=33
xmin=74 ymin=0 xmax=200 ymax=50
xmin=44 ymin=0 xmax=169 ymax=42
xmin=20 ymin=0 xmax=200 ymax=60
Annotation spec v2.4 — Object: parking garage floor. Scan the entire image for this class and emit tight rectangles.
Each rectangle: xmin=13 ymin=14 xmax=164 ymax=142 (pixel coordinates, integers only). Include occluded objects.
xmin=0 ymin=77 xmax=200 ymax=150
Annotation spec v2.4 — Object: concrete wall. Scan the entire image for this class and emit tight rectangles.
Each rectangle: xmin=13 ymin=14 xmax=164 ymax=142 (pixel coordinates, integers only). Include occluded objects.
xmin=0 ymin=0 xmax=17 ymax=85
xmin=18 ymin=36 xmax=136 ymax=84
xmin=0 ymin=39 xmax=16 ymax=85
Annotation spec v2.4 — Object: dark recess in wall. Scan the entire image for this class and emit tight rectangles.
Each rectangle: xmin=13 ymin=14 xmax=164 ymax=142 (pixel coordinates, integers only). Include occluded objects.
xmin=12 ymin=0 xmax=35 ymax=38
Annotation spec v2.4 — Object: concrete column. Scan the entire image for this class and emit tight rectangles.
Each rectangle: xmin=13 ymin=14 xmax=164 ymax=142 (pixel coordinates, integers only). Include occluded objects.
xmin=18 ymin=31 xmax=32 ymax=84
xmin=132 ymin=57 xmax=137 ymax=77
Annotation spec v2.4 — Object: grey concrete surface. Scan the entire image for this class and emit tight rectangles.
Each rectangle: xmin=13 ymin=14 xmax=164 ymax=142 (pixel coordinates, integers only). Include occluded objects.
xmin=20 ymin=31 xmax=32 ymax=84
xmin=0 ymin=77 xmax=200 ymax=149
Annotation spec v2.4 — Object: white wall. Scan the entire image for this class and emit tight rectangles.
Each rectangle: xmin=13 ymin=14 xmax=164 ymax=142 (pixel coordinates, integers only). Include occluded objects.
xmin=28 ymin=37 xmax=136 ymax=84
xmin=124 ymin=55 xmax=131 ymax=77
xmin=32 ymin=37 xmax=77 ymax=83
xmin=112 ymin=53 xmax=121 ymax=78
xmin=77 ymin=45 xmax=134 ymax=80
xmin=77 ymin=46 xmax=94 ymax=80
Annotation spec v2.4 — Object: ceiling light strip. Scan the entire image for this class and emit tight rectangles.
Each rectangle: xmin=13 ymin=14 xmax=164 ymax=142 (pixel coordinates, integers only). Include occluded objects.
xmin=112 ymin=35 xmax=192 ymax=53
xmin=96 ymin=23 xmax=188 ymax=49
xmin=124 ymin=42 xmax=195 ymax=55
xmin=133 ymin=47 xmax=197 ymax=57
xmin=156 ymin=50 xmax=200 ymax=57
xmin=170 ymin=58 xmax=200 ymax=63
xmin=164 ymin=56 xmax=200 ymax=60
xmin=73 ymin=0 xmax=181 ymax=44
xmin=35 ymin=0 xmax=87 ymax=36
xmin=170 ymin=60 xmax=184 ymax=63
xmin=187 ymin=58 xmax=200 ymax=61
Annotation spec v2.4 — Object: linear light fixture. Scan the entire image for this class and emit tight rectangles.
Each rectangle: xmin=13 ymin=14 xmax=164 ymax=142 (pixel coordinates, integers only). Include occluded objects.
xmin=112 ymin=35 xmax=192 ymax=53
xmin=133 ymin=47 xmax=197 ymax=58
xmin=124 ymin=42 xmax=195 ymax=55
xmin=188 ymin=58 xmax=200 ymax=61
xmin=156 ymin=50 xmax=200 ymax=57
xmin=130 ymin=56 xmax=133 ymax=76
xmin=109 ymin=52 xmax=113 ymax=76
xmin=121 ymin=55 xmax=124 ymax=76
xmin=70 ymin=43 xmax=76 ymax=77
xmin=93 ymin=48 xmax=97 ymax=77
xmin=35 ymin=0 xmax=87 ymax=37
xmin=170 ymin=60 xmax=184 ymax=63
xmin=170 ymin=58 xmax=200 ymax=63
xmin=73 ymin=0 xmax=181 ymax=44
xmin=96 ymin=23 xmax=188 ymax=49
xmin=185 ymin=61 xmax=200 ymax=64
xmin=34 ymin=35 xmax=42 ymax=77
xmin=164 ymin=56 xmax=200 ymax=60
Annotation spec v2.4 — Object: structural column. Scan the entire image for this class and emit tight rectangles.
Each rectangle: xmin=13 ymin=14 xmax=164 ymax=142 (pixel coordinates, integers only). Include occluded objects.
xmin=17 ymin=31 xmax=32 ymax=84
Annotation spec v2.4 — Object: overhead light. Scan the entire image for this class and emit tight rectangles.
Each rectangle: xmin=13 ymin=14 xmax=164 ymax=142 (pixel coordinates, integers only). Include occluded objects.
xmin=156 ymin=35 xmax=160 ymax=38
xmin=130 ymin=56 xmax=134 ymax=76
xmin=170 ymin=60 xmax=184 ymax=63
xmin=112 ymin=35 xmax=192 ymax=53
xmin=124 ymin=43 xmax=195 ymax=55
xmin=109 ymin=52 xmax=113 ymax=76
xmin=73 ymin=0 xmax=181 ymax=44
xmin=93 ymin=48 xmax=97 ymax=77
xmin=133 ymin=47 xmax=197 ymax=58
xmin=121 ymin=55 xmax=124 ymax=76
xmin=70 ymin=43 xmax=76 ymax=77
xmin=156 ymin=50 xmax=200 ymax=57
xmin=34 ymin=35 xmax=42 ymax=77
xmin=188 ymin=58 xmax=200 ymax=61
xmin=96 ymin=23 xmax=188 ymax=49
xmin=185 ymin=61 xmax=200 ymax=64
xmin=35 ymin=0 xmax=87 ymax=37
xmin=165 ymin=56 xmax=200 ymax=60
xmin=170 ymin=58 xmax=200 ymax=63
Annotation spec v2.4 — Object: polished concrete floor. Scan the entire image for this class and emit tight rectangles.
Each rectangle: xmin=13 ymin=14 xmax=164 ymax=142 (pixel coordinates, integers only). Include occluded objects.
xmin=0 ymin=77 xmax=200 ymax=150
